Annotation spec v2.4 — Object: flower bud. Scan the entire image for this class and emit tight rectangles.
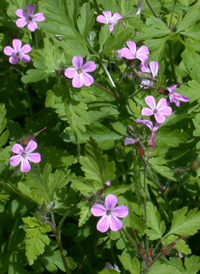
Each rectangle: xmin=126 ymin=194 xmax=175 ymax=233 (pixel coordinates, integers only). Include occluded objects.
xmin=157 ymin=87 xmax=169 ymax=95
xmin=136 ymin=141 xmax=144 ymax=156
xmin=191 ymin=161 xmax=200 ymax=171
xmin=137 ymin=243 xmax=146 ymax=256
xmin=22 ymin=127 xmax=46 ymax=146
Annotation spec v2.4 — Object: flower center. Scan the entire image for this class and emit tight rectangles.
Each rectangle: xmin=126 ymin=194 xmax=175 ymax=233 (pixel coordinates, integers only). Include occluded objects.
xmin=28 ymin=16 xmax=33 ymax=21
xmin=106 ymin=210 xmax=111 ymax=215
xmin=16 ymin=52 xmax=20 ymax=56
xmin=77 ymin=69 xmax=82 ymax=74
xmin=22 ymin=152 xmax=27 ymax=158
xmin=154 ymin=108 xmax=158 ymax=114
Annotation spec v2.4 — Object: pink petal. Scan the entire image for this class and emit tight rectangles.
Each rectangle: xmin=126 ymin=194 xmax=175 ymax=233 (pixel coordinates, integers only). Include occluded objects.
xmin=167 ymin=84 xmax=177 ymax=94
xmin=82 ymin=61 xmax=96 ymax=72
xmin=136 ymin=0 xmax=143 ymax=15
xmin=27 ymin=20 xmax=38 ymax=31
xmin=3 ymin=46 xmax=15 ymax=56
xmin=109 ymin=25 xmax=114 ymax=33
xmin=12 ymin=39 xmax=22 ymax=52
xmin=136 ymin=46 xmax=150 ymax=61
xmin=102 ymin=11 xmax=112 ymax=21
xmin=64 ymin=68 xmax=77 ymax=79
xmin=20 ymin=44 xmax=32 ymax=54
xmin=9 ymin=155 xmax=22 ymax=167
xmin=141 ymin=107 xmax=154 ymax=116
xmin=82 ymin=73 xmax=94 ymax=86
xmin=20 ymin=54 xmax=30 ymax=63
xmin=124 ymin=137 xmax=136 ymax=145
xmin=105 ymin=194 xmax=118 ymax=210
xmin=72 ymin=74 xmax=84 ymax=88
xmin=15 ymin=8 xmax=27 ymax=18
xmin=112 ymin=13 xmax=123 ymax=23
xmin=25 ymin=140 xmax=37 ymax=154
xmin=154 ymin=113 xmax=166 ymax=124
xmin=16 ymin=18 xmax=28 ymax=28
xmin=109 ymin=215 xmax=123 ymax=231
xmin=135 ymin=119 xmax=153 ymax=130
xmin=174 ymin=93 xmax=189 ymax=103
xmin=121 ymin=48 xmax=134 ymax=59
xmin=127 ymin=41 xmax=137 ymax=55
xmin=20 ymin=158 xmax=31 ymax=173
xmin=96 ymin=15 xmax=108 ymax=24
xmin=112 ymin=205 xmax=129 ymax=218
xmin=72 ymin=56 xmax=83 ymax=69
xmin=149 ymin=61 xmax=159 ymax=77
xmin=97 ymin=215 xmax=110 ymax=233
xmin=9 ymin=56 xmax=19 ymax=64
xmin=26 ymin=152 xmax=41 ymax=163
xmin=26 ymin=4 xmax=36 ymax=16
xmin=91 ymin=204 xmax=106 ymax=216
xmin=145 ymin=95 xmax=156 ymax=110
xmin=33 ymin=13 xmax=45 ymax=22
xmin=140 ymin=61 xmax=150 ymax=73
xmin=12 ymin=143 xmax=24 ymax=154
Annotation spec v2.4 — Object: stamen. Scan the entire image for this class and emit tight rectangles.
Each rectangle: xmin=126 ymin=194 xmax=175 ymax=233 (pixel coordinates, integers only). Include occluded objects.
xmin=106 ymin=210 xmax=111 ymax=215
xmin=77 ymin=69 xmax=82 ymax=74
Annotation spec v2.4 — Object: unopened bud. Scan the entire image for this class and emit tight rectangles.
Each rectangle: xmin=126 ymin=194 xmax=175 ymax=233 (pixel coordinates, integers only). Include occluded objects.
xmin=105 ymin=181 xmax=111 ymax=186
xmin=22 ymin=127 xmax=46 ymax=146
xmin=192 ymin=161 xmax=200 ymax=171
xmin=162 ymin=235 xmax=186 ymax=255
xmin=136 ymin=141 xmax=144 ymax=156
xmin=157 ymin=87 xmax=169 ymax=95
xmin=137 ymin=243 xmax=146 ymax=256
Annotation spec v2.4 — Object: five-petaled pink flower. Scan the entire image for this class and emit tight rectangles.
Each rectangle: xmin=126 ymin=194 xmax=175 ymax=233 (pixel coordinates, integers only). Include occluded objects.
xmin=141 ymin=95 xmax=172 ymax=123
xmin=121 ymin=41 xmax=150 ymax=64
xmin=91 ymin=194 xmax=128 ymax=233
xmin=9 ymin=140 xmax=41 ymax=173
xmin=16 ymin=4 xmax=45 ymax=32
xmin=167 ymin=84 xmax=189 ymax=107
xmin=136 ymin=119 xmax=160 ymax=147
xmin=64 ymin=56 xmax=96 ymax=88
xmin=4 ymin=39 xmax=31 ymax=64
xmin=96 ymin=11 xmax=123 ymax=33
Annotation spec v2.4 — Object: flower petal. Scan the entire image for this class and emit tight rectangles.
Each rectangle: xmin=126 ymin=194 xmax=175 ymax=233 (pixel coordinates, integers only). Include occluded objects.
xmin=82 ymin=73 xmax=94 ymax=86
xmin=141 ymin=107 xmax=153 ymax=116
xmin=20 ymin=54 xmax=31 ymax=63
xmin=72 ymin=56 xmax=83 ymax=69
xmin=96 ymin=15 xmax=108 ymax=24
xmin=149 ymin=61 xmax=159 ymax=78
xmin=26 ymin=4 xmax=36 ymax=16
xmin=135 ymin=119 xmax=153 ymax=130
xmin=105 ymin=194 xmax=118 ymax=210
xmin=25 ymin=140 xmax=37 ymax=154
xmin=82 ymin=61 xmax=96 ymax=72
xmin=109 ymin=215 xmax=123 ymax=231
xmin=12 ymin=143 xmax=24 ymax=154
xmin=15 ymin=8 xmax=27 ymax=18
xmin=72 ymin=74 xmax=84 ymax=88
xmin=154 ymin=113 xmax=166 ymax=124
xmin=3 ymin=46 xmax=15 ymax=56
xmin=64 ymin=68 xmax=77 ymax=79
xmin=97 ymin=215 xmax=110 ymax=233
xmin=21 ymin=158 xmax=31 ymax=173
xmin=20 ymin=44 xmax=32 ymax=54
xmin=124 ymin=137 xmax=136 ymax=145
xmin=26 ymin=152 xmax=41 ymax=163
xmin=16 ymin=18 xmax=28 ymax=28
xmin=9 ymin=56 xmax=19 ymax=64
xmin=136 ymin=46 xmax=150 ymax=62
xmin=102 ymin=11 xmax=112 ymax=21
xmin=174 ymin=93 xmax=189 ymax=103
xmin=127 ymin=41 xmax=137 ymax=55
xmin=9 ymin=155 xmax=22 ymax=167
xmin=112 ymin=205 xmax=129 ymax=218
xmin=27 ymin=20 xmax=38 ymax=31
xmin=112 ymin=13 xmax=123 ymax=23
xmin=145 ymin=95 xmax=156 ymax=110
xmin=167 ymin=84 xmax=177 ymax=94
xmin=109 ymin=25 xmax=114 ymax=33
xmin=121 ymin=47 xmax=134 ymax=59
xmin=91 ymin=204 xmax=106 ymax=216
xmin=12 ymin=39 xmax=22 ymax=52
xmin=33 ymin=13 xmax=45 ymax=22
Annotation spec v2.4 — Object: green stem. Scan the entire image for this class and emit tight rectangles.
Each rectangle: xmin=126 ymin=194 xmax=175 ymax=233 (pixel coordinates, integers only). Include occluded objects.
xmin=100 ymin=61 xmax=117 ymax=88
xmin=144 ymin=0 xmax=159 ymax=18
xmin=169 ymin=0 xmax=177 ymax=29
xmin=24 ymin=84 xmax=33 ymax=120
xmin=168 ymin=41 xmax=177 ymax=83
xmin=121 ymin=227 xmax=137 ymax=247
xmin=93 ymin=0 xmax=101 ymax=14
xmin=93 ymin=82 xmax=120 ymax=98
xmin=55 ymin=234 xmax=71 ymax=274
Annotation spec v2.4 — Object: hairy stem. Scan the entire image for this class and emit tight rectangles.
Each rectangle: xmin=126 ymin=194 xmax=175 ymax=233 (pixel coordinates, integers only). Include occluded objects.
xmin=168 ymin=41 xmax=177 ymax=83
xmin=121 ymin=227 xmax=137 ymax=247
xmin=93 ymin=82 xmax=120 ymax=98
xmin=144 ymin=0 xmax=159 ymax=18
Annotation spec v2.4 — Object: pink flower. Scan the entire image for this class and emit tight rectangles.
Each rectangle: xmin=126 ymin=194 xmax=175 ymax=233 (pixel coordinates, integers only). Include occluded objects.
xmin=4 ymin=39 xmax=31 ymax=64
xmin=121 ymin=41 xmax=150 ymax=64
xmin=136 ymin=119 xmax=160 ymax=147
xmin=91 ymin=194 xmax=129 ymax=233
xmin=105 ymin=181 xmax=111 ymax=186
xmin=141 ymin=95 xmax=172 ymax=123
xmin=16 ymin=4 xmax=45 ymax=32
xmin=9 ymin=140 xmax=41 ymax=173
xmin=64 ymin=56 xmax=96 ymax=88
xmin=140 ymin=61 xmax=159 ymax=79
xmin=167 ymin=84 xmax=189 ymax=107
xmin=96 ymin=11 xmax=123 ymax=33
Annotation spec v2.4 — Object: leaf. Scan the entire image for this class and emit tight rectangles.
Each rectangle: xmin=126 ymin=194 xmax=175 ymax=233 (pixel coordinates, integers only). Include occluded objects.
xmin=79 ymin=138 xmax=116 ymax=185
xmin=156 ymin=129 xmax=189 ymax=148
xmin=118 ymin=256 xmax=140 ymax=274
xmin=77 ymin=3 xmax=95 ymax=37
xmin=145 ymin=202 xmax=166 ymax=240
xmin=78 ymin=201 xmax=92 ymax=227
xmin=177 ymin=5 xmax=200 ymax=32
xmin=69 ymin=175 xmax=101 ymax=196
xmin=165 ymin=207 xmax=200 ymax=238
xmin=147 ymin=262 xmax=181 ymax=274
xmin=22 ymin=217 xmax=52 ymax=265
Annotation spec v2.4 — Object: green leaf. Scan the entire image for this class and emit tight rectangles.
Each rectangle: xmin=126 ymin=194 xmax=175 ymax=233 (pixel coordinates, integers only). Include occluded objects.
xmin=145 ymin=202 xmax=166 ymax=240
xmin=147 ymin=262 xmax=181 ymax=274
xmin=165 ymin=207 xmax=200 ymax=238
xmin=22 ymin=217 xmax=52 ymax=265
xmin=99 ymin=25 xmax=111 ymax=51
xmin=78 ymin=201 xmax=92 ymax=227
xmin=79 ymin=138 xmax=116 ymax=185
xmin=177 ymin=5 xmax=200 ymax=32
xmin=118 ymin=256 xmax=140 ymax=274
xmin=156 ymin=129 xmax=189 ymax=148
xmin=77 ymin=3 xmax=95 ymax=37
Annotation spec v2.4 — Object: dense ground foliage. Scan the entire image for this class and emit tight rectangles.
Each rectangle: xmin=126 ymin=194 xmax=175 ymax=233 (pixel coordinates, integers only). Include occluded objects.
xmin=1 ymin=0 xmax=200 ymax=273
